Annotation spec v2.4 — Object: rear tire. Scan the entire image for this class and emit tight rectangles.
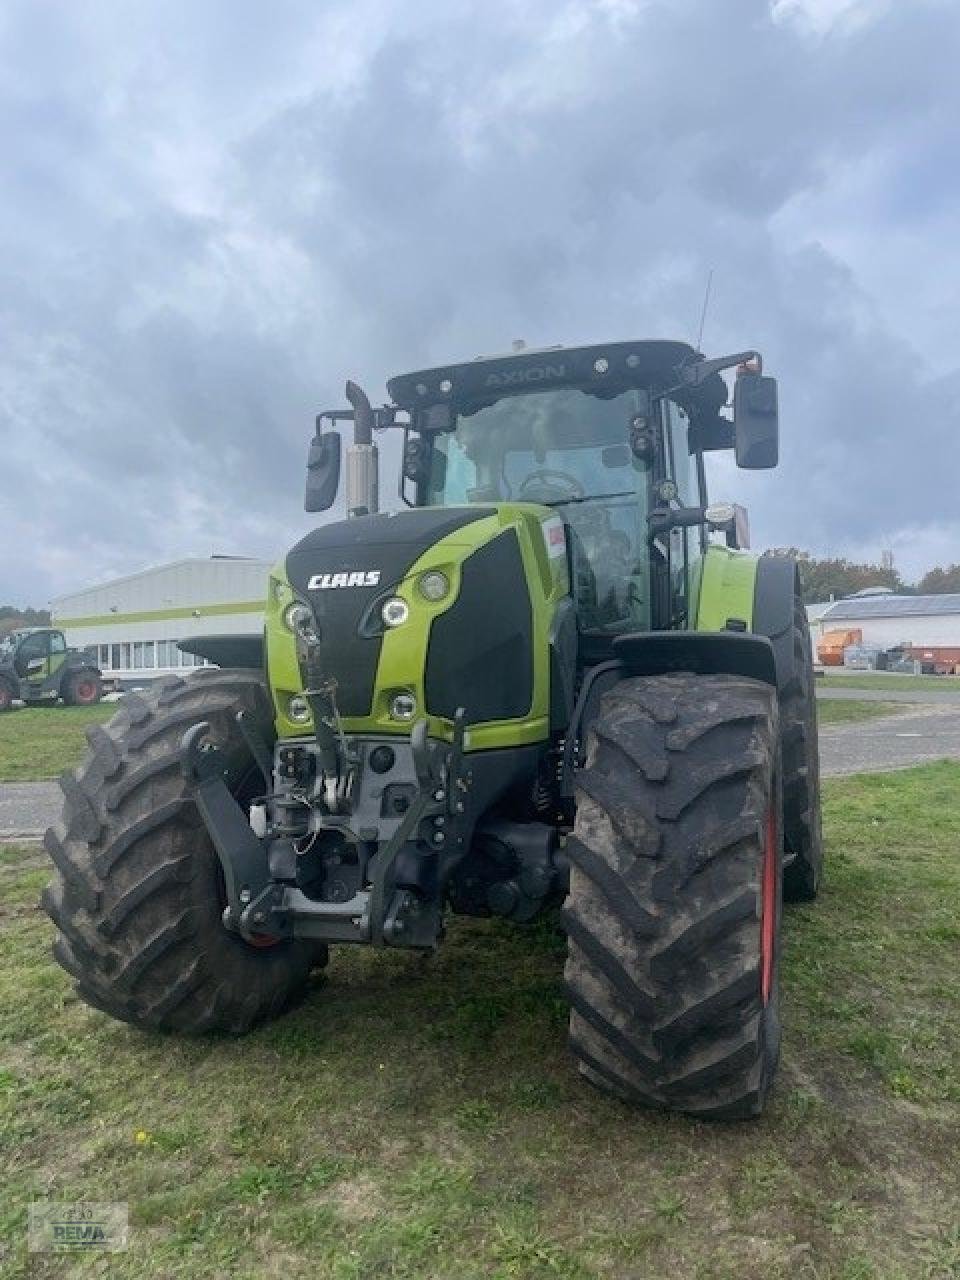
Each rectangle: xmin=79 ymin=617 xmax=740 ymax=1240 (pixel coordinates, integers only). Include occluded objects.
xmin=42 ymin=670 xmax=315 ymax=1033
xmin=780 ymin=597 xmax=823 ymax=901
xmin=65 ymin=670 xmax=103 ymax=706
xmin=565 ymin=673 xmax=782 ymax=1119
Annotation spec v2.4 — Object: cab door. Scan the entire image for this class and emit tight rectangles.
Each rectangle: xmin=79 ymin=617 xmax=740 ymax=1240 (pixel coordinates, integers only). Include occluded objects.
xmin=16 ymin=631 xmax=53 ymax=694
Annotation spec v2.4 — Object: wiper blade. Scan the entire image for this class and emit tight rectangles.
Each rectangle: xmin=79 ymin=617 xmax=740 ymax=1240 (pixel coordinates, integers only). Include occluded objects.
xmin=545 ymin=489 xmax=636 ymax=507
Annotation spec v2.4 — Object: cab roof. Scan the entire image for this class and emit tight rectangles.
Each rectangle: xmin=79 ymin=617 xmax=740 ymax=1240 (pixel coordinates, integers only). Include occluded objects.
xmin=387 ymin=339 xmax=728 ymax=417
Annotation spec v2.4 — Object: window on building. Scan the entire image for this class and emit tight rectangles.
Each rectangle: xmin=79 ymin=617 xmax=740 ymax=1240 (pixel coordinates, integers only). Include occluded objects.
xmin=143 ymin=641 xmax=155 ymax=669
xmin=110 ymin=644 xmax=121 ymax=670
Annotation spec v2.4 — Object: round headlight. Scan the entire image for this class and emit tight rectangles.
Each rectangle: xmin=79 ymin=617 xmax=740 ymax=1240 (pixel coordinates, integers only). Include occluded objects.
xmin=390 ymin=692 xmax=416 ymax=721
xmin=381 ymin=597 xmax=409 ymax=628
xmin=284 ymin=602 xmax=314 ymax=635
xmin=288 ymin=694 xmax=312 ymax=723
xmin=418 ymin=571 xmax=449 ymax=602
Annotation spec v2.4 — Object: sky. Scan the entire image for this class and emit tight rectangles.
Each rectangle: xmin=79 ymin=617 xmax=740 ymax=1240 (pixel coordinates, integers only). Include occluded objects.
xmin=2 ymin=0 xmax=959 ymax=605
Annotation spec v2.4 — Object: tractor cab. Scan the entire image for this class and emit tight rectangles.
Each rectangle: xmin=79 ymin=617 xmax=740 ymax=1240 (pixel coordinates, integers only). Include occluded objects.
xmin=308 ymin=339 xmax=779 ymax=655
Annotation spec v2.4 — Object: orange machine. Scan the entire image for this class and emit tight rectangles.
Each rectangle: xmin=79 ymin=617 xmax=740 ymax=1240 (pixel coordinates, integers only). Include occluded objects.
xmin=817 ymin=628 xmax=862 ymax=666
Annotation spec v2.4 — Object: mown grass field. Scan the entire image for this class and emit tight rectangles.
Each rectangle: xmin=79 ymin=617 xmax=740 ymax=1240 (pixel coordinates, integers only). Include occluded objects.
xmin=814 ymin=699 xmax=904 ymax=725
xmin=2 ymin=764 xmax=959 ymax=1278
xmin=0 ymin=704 xmax=116 ymax=782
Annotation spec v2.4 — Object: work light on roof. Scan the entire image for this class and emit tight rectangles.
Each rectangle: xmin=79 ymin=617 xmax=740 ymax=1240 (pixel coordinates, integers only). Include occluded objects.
xmin=593 ymin=357 xmax=609 ymax=374
xmin=439 ymin=378 xmax=452 ymax=393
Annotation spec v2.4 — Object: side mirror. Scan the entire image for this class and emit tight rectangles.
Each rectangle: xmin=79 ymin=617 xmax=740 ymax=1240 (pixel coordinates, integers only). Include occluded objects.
xmin=734 ymin=373 xmax=779 ymax=468
xmin=305 ymin=431 xmax=341 ymax=512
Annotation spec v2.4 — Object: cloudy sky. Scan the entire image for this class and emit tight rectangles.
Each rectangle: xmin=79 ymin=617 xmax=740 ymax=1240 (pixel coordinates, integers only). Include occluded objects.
xmin=2 ymin=0 xmax=958 ymax=604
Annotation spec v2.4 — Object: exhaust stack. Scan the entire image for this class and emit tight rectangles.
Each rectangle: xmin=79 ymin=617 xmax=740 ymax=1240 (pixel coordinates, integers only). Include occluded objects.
xmin=344 ymin=380 xmax=379 ymax=518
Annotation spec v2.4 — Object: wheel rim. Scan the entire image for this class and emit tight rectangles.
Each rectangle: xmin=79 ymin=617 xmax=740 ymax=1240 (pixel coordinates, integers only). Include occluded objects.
xmin=75 ymin=680 xmax=98 ymax=703
xmin=760 ymin=808 xmax=777 ymax=1005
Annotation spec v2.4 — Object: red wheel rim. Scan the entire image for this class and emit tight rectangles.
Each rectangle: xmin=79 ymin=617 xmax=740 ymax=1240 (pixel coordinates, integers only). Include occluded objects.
xmin=76 ymin=681 xmax=97 ymax=703
xmin=246 ymin=931 xmax=282 ymax=949
xmin=760 ymin=808 xmax=777 ymax=1005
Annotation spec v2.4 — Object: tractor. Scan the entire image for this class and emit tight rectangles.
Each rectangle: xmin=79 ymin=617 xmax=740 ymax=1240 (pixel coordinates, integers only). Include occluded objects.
xmin=44 ymin=339 xmax=821 ymax=1119
xmin=0 ymin=627 xmax=102 ymax=711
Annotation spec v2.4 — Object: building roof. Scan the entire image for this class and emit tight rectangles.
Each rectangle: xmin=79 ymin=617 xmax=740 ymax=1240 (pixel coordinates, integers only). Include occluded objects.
xmin=49 ymin=556 xmax=270 ymax=606
xmin=821 ymin=593 xmax=960 ymax=621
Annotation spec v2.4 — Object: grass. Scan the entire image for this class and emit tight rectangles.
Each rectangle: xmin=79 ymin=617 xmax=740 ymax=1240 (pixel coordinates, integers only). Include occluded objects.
xmin=1 ymin=763 xmax=959 ymax=1278
xmin=0 ymin=704 xmax=116 ymax=781
xmin=817 ymin=673 xmax=960 ymax=693
xmin=815 ymin=699 xmax=905 ymax=726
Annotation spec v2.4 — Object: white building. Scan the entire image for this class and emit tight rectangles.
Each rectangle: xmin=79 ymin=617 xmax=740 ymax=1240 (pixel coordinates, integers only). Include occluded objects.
xmin=816 ymin=593 xmax=960 ymax=649
xmin=52 ymin=556 xmax=273 ymax=683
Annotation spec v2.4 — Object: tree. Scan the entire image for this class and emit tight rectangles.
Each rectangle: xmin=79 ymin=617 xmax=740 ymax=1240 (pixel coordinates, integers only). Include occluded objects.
xmin=764 ymin=549 xmax=905 ymax=605
xmin=917 ymin=565 xmax=960 ymax=594
xmin=0 ymin=606 xmax=51 ymax=638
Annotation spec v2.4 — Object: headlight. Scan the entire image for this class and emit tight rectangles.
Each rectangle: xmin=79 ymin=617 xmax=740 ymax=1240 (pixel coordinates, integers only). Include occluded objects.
xmin=283 ymin=601 xmax=320 ymax=643
xmin=418 ymin=571 xmax=449 ymax=602
xmin=390 ymin=692 xmax=416 ymax=720
xmin=288 ymin=694 xmax=312 ymax=723
xmin=381 ymin=597 xmax=409 ymax=628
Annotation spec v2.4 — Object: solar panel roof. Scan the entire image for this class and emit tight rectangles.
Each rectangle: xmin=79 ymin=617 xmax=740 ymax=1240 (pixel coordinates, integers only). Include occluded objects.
xmin=821 ymin=594 xmax=960 ymax=621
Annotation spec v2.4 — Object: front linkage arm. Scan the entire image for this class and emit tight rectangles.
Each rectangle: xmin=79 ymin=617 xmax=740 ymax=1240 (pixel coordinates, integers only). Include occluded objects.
xmin=181 ymin=709 xmax=472 ymax=950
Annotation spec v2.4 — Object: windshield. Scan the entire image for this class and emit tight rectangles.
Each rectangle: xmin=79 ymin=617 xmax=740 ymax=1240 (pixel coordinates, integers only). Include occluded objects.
xmin=424 ymin=388 xmax=652 ymax=633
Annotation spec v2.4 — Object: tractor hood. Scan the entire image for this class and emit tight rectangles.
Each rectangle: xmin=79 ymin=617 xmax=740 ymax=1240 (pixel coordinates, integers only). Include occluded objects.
xmin=269 ymin=503 xmax=567 ymax=747
xmin=283 ymin=508 xmax=494 ymax=718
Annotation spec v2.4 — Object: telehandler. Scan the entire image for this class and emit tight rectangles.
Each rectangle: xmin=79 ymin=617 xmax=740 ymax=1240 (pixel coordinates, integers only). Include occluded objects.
xmin=0 ymin=627 xmax=102 ymax=711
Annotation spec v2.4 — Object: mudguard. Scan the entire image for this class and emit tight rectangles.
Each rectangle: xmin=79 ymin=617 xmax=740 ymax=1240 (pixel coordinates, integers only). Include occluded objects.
xmin=179 ymin=634 xmax=265 ymax=669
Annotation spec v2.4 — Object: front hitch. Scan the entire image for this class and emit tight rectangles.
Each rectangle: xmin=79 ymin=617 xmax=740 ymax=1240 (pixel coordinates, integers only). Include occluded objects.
xmin=180 ymin=720 xmax=285 ymax=943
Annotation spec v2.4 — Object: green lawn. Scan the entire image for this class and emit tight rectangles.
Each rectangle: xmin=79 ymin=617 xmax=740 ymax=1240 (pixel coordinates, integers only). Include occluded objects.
xmin=815 ymin=699 xmax=904 ymax=725
xmin=0 ymin=703 xmax=117 ymax=781
xmin=1 ymin=764 xmax=958 ymax=1278
xmin=818 ymin=673 xmax=960 ymax=692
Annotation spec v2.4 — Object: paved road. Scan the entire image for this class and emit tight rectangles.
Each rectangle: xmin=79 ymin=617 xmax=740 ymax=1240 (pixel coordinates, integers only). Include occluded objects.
xmin=2 ymin=700 xmax=958 ymax=840
xmin=817 ymin=684 xmax=960 ymax=705
xmin=0 ymin=780 xmax=60 ymax=841
xmin=818 ymin=703 xmax=960 ymax=776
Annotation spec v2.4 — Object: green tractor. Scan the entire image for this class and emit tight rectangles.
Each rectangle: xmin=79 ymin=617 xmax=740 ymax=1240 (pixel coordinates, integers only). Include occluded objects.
xmin=0 ymin=627 xmax=103 ymax=711
xmin=44 ymin=339 xmax=820 ymax=1119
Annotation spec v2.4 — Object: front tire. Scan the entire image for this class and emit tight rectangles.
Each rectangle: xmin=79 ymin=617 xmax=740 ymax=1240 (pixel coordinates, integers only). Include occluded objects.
xmin=42 ymin=670 xmax=315 ymax=1033
xmin=564 ymin=673 xmax=782 ymax=1119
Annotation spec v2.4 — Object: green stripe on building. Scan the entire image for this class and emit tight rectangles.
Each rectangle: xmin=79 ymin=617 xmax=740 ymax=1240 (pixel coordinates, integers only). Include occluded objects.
xmin=58 ymin=600 xmax=265 ymax=629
